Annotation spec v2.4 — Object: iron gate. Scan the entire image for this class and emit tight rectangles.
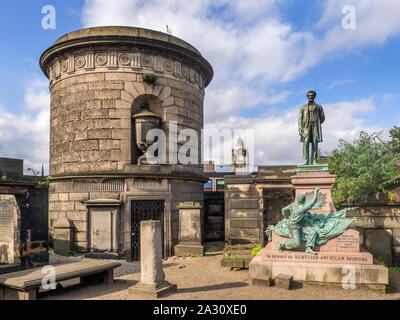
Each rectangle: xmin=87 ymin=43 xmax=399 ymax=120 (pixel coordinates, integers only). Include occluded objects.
xmin=131 ymin=200 xmax=165 ymax=261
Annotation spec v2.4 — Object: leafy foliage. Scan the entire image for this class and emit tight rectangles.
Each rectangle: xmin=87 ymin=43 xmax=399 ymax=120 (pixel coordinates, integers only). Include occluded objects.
xmin=328 ymin=131 xmax=400 ymax=206
xmin=251 ymin=245 xmax=263 ymax=256
xmin=388 ymin=126 xmax=400 ymax=153
xmin=27 ymin=167 xmax=50 ymax=188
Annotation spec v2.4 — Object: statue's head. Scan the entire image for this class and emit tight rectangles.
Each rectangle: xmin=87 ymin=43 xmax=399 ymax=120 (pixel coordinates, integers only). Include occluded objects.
xmin=297 ymin=193 xmax=306 ymax=204
xmin=307 ymin=90 xmax=316 ymax=103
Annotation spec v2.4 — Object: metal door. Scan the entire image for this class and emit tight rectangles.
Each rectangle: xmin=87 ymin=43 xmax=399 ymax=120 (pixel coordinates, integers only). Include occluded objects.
xmin=131 ymin=200 xmax=164 ymax=261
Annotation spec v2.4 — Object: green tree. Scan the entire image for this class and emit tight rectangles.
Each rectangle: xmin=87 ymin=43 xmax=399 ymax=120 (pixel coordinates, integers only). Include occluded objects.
xmin=328 ymin=131 xmax=400 ymax=206
xmin=388 ymin=126 xmax=400 ymax=153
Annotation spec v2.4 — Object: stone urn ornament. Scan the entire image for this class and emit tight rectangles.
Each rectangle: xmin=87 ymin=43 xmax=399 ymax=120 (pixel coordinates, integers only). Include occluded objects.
xmin=132 ymin=102 xmax=162 ymax=165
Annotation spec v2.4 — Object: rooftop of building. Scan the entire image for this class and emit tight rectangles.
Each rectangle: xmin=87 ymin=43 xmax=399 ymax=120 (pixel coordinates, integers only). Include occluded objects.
xmin=53 ymin=26 xmax=202 ymax=56
xmin=40 ymin=26 xmax=214 ymax=85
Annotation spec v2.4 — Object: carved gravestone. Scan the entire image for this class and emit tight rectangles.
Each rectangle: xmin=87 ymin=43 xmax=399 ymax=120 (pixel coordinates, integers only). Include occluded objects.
xmin=174 ymin=202 xmax=204 ymax=256
xmin=0 ymin=195 xmax=19 ymax=264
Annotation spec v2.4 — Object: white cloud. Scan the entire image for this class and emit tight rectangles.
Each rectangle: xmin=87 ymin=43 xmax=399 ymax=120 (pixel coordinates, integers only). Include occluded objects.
xmin=327 ymin=79 xmax=356 ymax=89
xmin=289 ymin=0 xmax=400 ymax=81
xmin=0 ymin=77 xmax=50 ymax=175
xmin=81 ymin=0 xmax=400 ymax=124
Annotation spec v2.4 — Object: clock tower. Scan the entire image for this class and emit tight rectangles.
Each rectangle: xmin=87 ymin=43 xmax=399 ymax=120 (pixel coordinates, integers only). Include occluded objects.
xmin=231 ymin=137 xmax=249 ymax=173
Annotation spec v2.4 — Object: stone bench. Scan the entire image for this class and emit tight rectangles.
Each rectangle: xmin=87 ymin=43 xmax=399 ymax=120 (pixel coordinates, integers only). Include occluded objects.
xmin=0 ymin=259 xmax=121 ymax=300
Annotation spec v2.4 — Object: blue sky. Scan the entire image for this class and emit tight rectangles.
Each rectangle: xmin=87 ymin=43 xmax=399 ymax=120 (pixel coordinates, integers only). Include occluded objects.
xmin=0 ymin=0 xmax=400 ymax=172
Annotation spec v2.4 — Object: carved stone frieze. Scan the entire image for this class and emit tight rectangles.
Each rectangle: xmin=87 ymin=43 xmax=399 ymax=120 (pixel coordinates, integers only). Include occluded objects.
xmin=49 ymin=50 xmax=205 ymax=91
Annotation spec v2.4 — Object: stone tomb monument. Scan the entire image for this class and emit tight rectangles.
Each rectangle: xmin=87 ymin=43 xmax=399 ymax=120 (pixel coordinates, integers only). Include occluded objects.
xmin=249 ymin=91 xmax=388 ymax=290
xmin=40 ymin=26 xmax=213 ymax=260
xmin=128 ymin=220 xmax=177 ymax=298
xmin=174 ymin=202 xmax=204 ymax=256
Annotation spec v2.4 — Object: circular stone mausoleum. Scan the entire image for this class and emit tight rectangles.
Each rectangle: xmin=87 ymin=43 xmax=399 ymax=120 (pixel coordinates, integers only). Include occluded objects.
xmin=40 ymin=26 xmax=213 ymax=260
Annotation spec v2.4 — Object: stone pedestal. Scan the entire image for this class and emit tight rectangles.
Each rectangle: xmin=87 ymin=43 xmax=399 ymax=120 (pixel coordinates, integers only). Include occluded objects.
xmin=174 ymin=202 xmax=204 ymax=256
xmin=128 ymin=220 xmax=176 ymax=298
xmin=291 ymin=164 xmax=336 ymax=213
xmin=250 ymin=232 xmax=388 ymax=289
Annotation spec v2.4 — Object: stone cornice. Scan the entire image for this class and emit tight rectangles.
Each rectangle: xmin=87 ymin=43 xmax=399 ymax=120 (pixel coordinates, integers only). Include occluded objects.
xmin=40 ymin=28 xmax=213 ymax=89
xmin=50 ymin=171 xmax=209 ymax=183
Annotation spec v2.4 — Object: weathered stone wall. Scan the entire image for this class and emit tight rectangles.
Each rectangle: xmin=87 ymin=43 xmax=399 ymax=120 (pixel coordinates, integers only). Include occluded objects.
xmin=48 ymin=179 xmax=123 ymax=251
xmin=49 ymin=71 xmax=205 ymax=175
xmin=224 ymin=177 xmax=262 ymax=245
xmin=224 ymin=166 xmax=296 ymax=246
xmin=345 ymin=205 xmax=400 ymax=266
xmin=0 ymin=158 xmax=23 ymax=178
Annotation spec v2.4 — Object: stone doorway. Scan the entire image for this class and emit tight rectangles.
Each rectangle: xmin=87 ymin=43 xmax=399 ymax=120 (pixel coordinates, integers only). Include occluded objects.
xmin=204 ymin=192 xmax=225 ymax=242
xmin=131 ymin=200 xmax=165 ymax=261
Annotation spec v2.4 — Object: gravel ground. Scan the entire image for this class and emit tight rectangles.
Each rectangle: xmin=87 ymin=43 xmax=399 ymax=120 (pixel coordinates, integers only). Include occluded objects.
xmin=41 ymin=253 xmax=400 ymax=300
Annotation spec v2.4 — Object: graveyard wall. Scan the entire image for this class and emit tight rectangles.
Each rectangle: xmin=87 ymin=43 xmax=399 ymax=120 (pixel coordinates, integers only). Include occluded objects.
xmin=344 ymin=204 xmax=400 ymax=266
xmin=224 ymin=166 xmax=297 ymax=246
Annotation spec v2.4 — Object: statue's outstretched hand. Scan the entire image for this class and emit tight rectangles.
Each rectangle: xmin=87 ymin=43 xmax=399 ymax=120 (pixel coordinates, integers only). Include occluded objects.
xmin=315 ymin=187 xmax=320 ymax=193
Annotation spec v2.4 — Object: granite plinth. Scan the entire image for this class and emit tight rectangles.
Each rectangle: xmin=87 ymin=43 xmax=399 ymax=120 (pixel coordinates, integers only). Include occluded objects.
xmin=266 ymin=230 xmax=372 ymax=264
xmin=291 ymin=168 xmax=336 ymax=214
xmin=249 ymin=248 xmax=388 ymax=288
xmin=261 ymin=243 xmax=372 ymax=264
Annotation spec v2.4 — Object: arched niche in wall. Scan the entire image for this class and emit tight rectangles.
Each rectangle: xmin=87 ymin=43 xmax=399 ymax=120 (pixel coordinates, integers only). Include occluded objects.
xmin=131 ymin=94 xmax=163 ymax=165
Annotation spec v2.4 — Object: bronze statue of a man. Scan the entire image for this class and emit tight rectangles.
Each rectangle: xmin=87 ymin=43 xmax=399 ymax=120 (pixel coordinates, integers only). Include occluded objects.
xmin=298 ymin=90 xmax=325 ymax=165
